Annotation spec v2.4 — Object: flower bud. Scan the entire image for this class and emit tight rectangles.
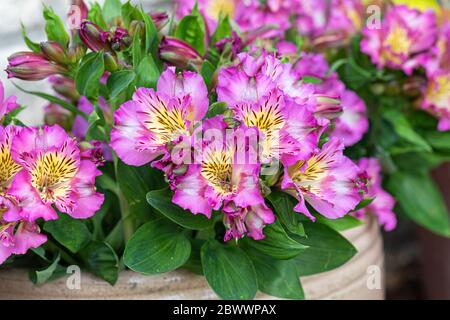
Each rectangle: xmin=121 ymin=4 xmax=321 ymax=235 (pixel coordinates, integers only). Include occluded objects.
xmin=49 ymin=76 xmax=80 ymax=102
xmin=6 ymin=52 xmax=67 ymax=80
xmin=111 ymin=27 xmax=131 ymax=51
xmin=314 ymin=95 xmax=343 ymax=120
xmin=103 ymin=52 xmax=119 ymax=72
xmin=68 ymin=43 xmax=87 ymax=63
xmin=159 ymin=36 xmax=203 ymax=70
xmin=128 ymin=20 xmax=144 ymax=38
xmin=79 ymin=21 xmax=111 ymax=52
xmin=44 ymin=103 xmax=72 ymax=130
xmin=40 ymin=41 xmax=69 ymax=65
xmin=149 ymin=12 xmax=169 ymax=30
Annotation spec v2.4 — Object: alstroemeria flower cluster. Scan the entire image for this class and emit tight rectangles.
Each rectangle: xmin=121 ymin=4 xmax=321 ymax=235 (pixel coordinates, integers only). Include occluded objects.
xmin=176 ymin=0 xmax=364 ymax=46
xmin=111 ymin=51 xmax=366 ymax=240
xmin=0 ymin=119 xmax=104 ymax=263
xmin=362 ymin=4 xmax=450 ymax=131
xmin=361 ymin=5 xmax=438 ymax=74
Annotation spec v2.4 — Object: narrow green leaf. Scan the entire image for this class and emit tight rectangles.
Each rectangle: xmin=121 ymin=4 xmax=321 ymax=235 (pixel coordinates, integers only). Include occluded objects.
xmin=211 ymin=14 xmax=232 ymax=44
xmin=43 ymin=6 xmax=69 ymax=46
xmin=175 ymin=15 xmax=206 ymax=55
xmin=201 ymin=60 xmax=215 ymax=88
xmin=20 ymin=23 xmax=40 ymax=52
xmin=12 ymin=83 xmax=85 ymax=118
xmin=102 ymin=0 xmax=122 ymax=22
xmin=124 ymin=219 xmax=191 ymax=274
xmin=302 ymin=76 xmax=323 ymax=84
xmin=201 ymin=241 xmax=257 ymax=300
xmin=206 ymin=102 xmax=228 ymax=118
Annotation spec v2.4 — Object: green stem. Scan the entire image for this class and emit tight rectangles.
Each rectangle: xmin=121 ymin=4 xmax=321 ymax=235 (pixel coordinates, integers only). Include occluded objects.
xmin=113 ymin=154 xmax=134 ymax=243
xmin=45 ymin=240 xmax=78 ymax=266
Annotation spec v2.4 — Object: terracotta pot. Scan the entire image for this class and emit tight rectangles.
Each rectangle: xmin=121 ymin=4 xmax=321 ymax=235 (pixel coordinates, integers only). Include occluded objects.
xmin=0 ymin=216 xmax=384 ymax=300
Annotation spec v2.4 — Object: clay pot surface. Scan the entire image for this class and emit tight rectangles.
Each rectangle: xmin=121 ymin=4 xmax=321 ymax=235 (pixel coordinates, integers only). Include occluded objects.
xmin=0 ymin=216 xmax=384 ymax=300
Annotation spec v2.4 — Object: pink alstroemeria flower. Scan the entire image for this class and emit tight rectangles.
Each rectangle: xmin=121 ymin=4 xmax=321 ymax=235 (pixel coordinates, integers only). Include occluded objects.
xmin=282 ymin=138 xmax=363 ymax=220
xmin=361 ymin=5 xmax=438 ymax=74
xmin=8 ymin=125 xmax=103 ymax=221
xmin=423 ymin=73 xmax=450 ymax=131
xmin=231 ymin=89 xmax=319 ymax=165
xmin=0 ymin=81 xmax=19 ymax=120
xmin=0 ymin=218 xmax=47 ymax=264
xmin=422 ymin=23 xmax=450 ymax=132
xmin=172 ymin=117 xmax=275 ymax=240
xmin=218 ymin=51 xmax=317 ymax=108
xmin=110 ymin=67 xmax=208 ymax=166
xmin=175 ymin=0 xmax=237 ymax=34
xmin=332 ymin=90 xmax=369 ymax=146
xmin=0 ymin=126 xmax=22 ymax=194
xmin=353 ymin=158 xmax=397 ymax=231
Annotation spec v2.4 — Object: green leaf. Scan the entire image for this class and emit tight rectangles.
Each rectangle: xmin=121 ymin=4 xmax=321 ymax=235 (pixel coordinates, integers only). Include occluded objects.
xmin=75 ymin=52 xmax=105 ymax=99
xmin=43 ymin=6 xmax=69 ymax=46
xmin=249 ymin=251 xmax=304 ymax=299
xmin=424 ymin=130 xmax=450 ymax=152
xmin=140 ymin=8 xmax=160 ymax=59
xmin=302 ymin=76 xmax=323 ymax=84
xmin=315 ymin=215 xmax=364 ymax=232
xmin=206 ymin=102 xmax=228 ymax=118
xmin=88 ymin=3 xmax=107 ymax=29
xmin=175 ymin=15 xmax=206 ymax=55
xmin=242 ymin=220 xmax=307 ymax=260
xmin=20 ymin=23 xmax=40 ymax=52
xmin=201 ymin=241 xmax=257 ymax=300
xmin=383 ymin=109 xmax=432 ymax=153
xmin=386 ymin=171 xmax=450 ymax=237
xmin=79 ymin=241 xmax=119 ymax=285
xmin=86 ymin=103 xmax=108 ymax=141
xmin=266 ymin=191 xmax=305 ymax=236
xmin=135 ymin=55 xmax=160 ymax=89
xmin=12 ymin=83 xmax=85 ymax=118
xmin=146 ymin=188 xmax=214 ymax=230
xmin=183 ymin=239 xmax=205 ymax=275
xmin=352 ymin=198 xmax=375 ymax=211
xmin=121 ymin=1 xmax=141 ymax=26
xmin=107 ymin=70 xmax=136 ymax=100
xmin=211 ymin=14 xmax=232 ymax=44
xmin=124 ymin=219 xmax=191 ymax=274
xmin=293 ymin=222 xmax=357 ymax=276
xmin=102 ymin=0 xmax=122 ymax=22
xmin=201 ymin=60 xmax=215 ymax=88
xmin=116 ymin=160 xmax=165 ymax=221
xmin=29 ymin=254 xmax=61 ymax=285
xmin=44 ymin=213 xmax=92 ymax=253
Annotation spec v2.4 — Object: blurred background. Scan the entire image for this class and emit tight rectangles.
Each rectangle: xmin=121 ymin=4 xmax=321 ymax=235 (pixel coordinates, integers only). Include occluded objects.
xmin=1 ymin=0 xmax=449 ymax=299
